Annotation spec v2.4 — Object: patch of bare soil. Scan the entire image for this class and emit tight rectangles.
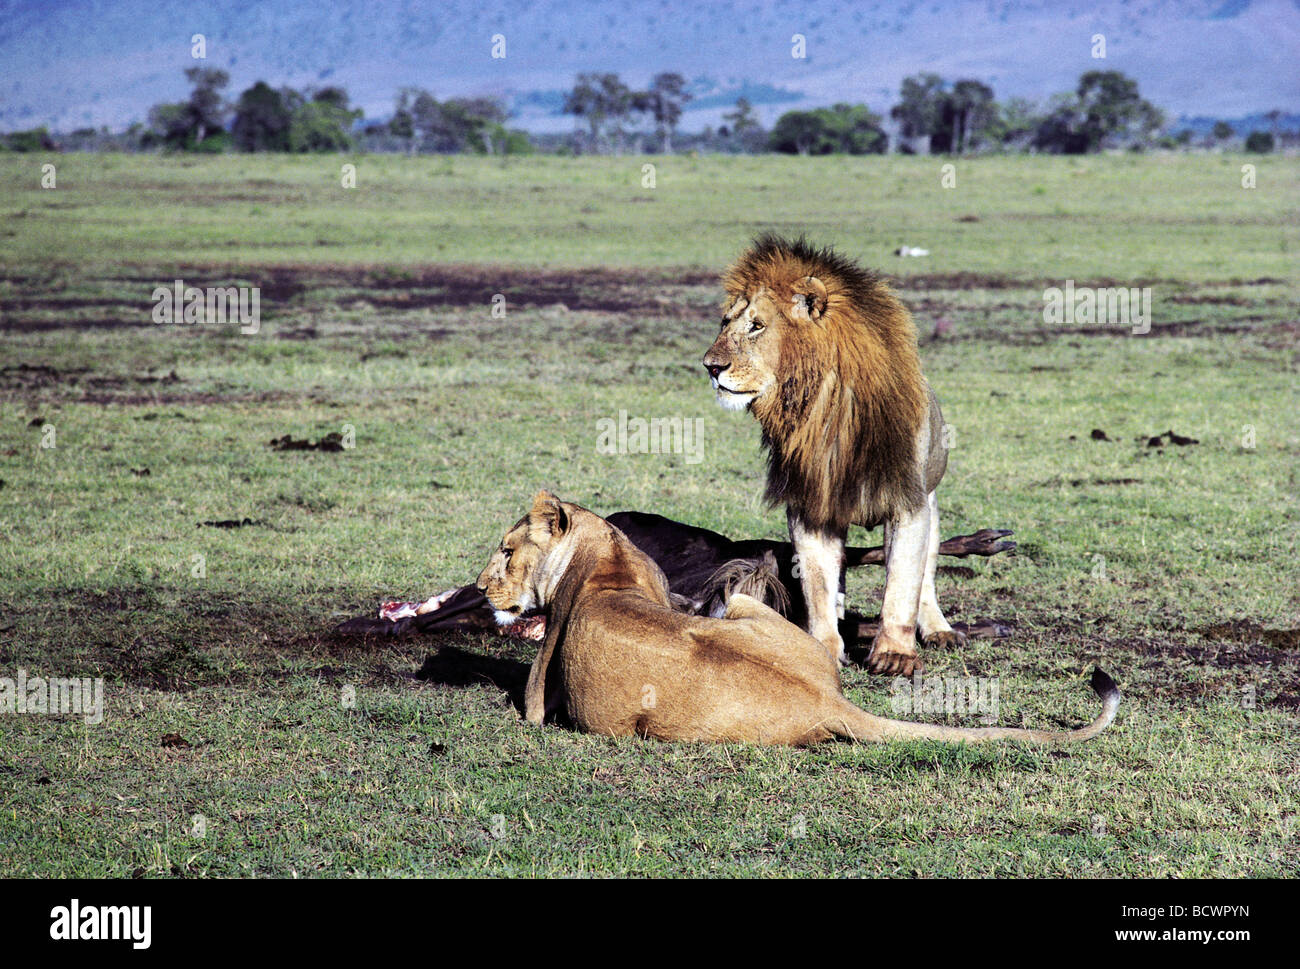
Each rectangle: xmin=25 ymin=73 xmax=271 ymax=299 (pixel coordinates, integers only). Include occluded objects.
xmin=1194 ymin=619 xmax=1300 ymax=651
xmin=1 ymin=587 xmax=419 ymax=692
xmin=4 ymin=265 xmax=1293 ymax=336
xmin=0 ymin=361 xmax=300 ymax=405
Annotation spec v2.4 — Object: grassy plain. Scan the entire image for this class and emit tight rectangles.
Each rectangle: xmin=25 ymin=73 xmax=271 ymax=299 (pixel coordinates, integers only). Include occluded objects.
xmin=0 ymin=152 xmax=1296 ymax=876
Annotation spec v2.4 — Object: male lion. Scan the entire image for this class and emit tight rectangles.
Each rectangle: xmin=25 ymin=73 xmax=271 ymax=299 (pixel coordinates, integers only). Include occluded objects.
xmin=704 ymin=234 xmax=962 ymax=674
xmin=476 ymin=491 xmax=1119 ymax=747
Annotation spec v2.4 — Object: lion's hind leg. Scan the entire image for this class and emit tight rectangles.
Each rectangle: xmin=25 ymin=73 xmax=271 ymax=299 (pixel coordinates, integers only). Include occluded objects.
xmin=917 ymin=490 xmax=967 ymax=650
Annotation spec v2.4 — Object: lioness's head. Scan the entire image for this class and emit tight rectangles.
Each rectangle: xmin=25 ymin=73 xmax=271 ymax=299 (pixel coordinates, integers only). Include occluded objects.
xmin=476 ymin=491 xmax=572 ymax=625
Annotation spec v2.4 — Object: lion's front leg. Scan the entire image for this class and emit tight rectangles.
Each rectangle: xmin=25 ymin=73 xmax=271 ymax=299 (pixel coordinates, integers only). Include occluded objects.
xmin=870 ymin=503 xmax=929 ymax=676
xmin=788 ymin=510 xmax=847 ymax=664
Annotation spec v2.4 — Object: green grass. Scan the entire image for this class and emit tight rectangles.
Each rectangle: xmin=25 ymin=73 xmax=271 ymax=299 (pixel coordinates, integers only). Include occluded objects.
xmin=2 ymin=152 xmax=1295 ymax=277
xmin=0 ymin=153 xmax=1296 ymax=877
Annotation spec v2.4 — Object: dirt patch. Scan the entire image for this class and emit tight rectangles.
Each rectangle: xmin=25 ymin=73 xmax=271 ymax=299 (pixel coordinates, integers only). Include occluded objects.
xmin=4 ymin=266 xmax=1292 ymax=351
xmin=1 ymin=264 xmax=720 ymax=331
xmin=74 ymin=390 xmax=294 ymax=406
xmin=329 ymin=264 xmax=717 ymax=315
xmin=1195 ymin=620 xmax=1300 ymax=651
xmin=1 ymin=363 xmax=93 ymax=388
xmin=269 ymin=432 xmax=346 ymax=452
xmin=197 ymin=518 xmax=267 ymax=529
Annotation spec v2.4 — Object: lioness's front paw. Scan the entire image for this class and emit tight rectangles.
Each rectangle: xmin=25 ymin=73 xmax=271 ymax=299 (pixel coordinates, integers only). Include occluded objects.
xmin=922 ymin=629 xmax=968 ymax=650
xmin=866 ymin=639 xmax=924 ymax=676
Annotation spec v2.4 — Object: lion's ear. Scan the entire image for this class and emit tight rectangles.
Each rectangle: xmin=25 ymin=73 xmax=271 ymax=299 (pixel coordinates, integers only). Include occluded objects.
xmin=791 ymin=275 xmax=828 ymax=322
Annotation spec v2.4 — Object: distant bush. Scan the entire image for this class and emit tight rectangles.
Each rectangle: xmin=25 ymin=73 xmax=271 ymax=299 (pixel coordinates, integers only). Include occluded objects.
xmin=2 ymin=127 xmax=55 ymax=151
xmin=1244 ymin=131 xmax=1274 ymax=153
xmin=769 ymin=104 xmax=887 ymax=155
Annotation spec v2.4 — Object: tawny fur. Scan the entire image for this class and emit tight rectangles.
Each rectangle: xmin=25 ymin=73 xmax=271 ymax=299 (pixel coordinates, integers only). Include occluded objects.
xmin=722 ymin=234 xmax=927 ymax=530
xmin=475 ymin=492 xmax=1120 ymax=747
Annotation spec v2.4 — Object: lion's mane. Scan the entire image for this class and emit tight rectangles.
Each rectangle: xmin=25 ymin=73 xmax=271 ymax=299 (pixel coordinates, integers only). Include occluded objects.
xmin=723 ymin=234 xmax=927 ymax=530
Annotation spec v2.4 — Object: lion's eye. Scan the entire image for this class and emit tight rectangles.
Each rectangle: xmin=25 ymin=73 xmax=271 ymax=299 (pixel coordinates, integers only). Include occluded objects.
xmin=501 ymin=547 xmax=512 ymax=561
xmin=748 ymin=319 xmax=764 ymax=334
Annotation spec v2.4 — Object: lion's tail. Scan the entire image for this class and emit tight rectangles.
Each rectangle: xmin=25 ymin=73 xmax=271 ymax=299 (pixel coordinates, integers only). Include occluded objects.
xmin=827 ymin=668 xmax=1120 ymax=745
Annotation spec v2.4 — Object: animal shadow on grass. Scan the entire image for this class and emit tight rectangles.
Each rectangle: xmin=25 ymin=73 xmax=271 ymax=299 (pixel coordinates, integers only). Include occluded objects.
xmin=414 ymin=644 xmax=530 ymax=716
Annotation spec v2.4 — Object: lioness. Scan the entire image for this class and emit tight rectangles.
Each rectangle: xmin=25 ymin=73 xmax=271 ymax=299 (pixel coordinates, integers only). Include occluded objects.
xmin=476 ymin=492 xmax=1119 ymax=746
xmin=704 ymin=234 xmax=963 ymax=675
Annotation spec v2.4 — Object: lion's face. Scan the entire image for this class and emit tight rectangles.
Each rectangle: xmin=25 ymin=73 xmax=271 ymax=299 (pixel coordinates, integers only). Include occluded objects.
xmin=702 ymin=276 xmax=828 ymax=412
xmin=476 ymin=493 xmax=570 ymax=625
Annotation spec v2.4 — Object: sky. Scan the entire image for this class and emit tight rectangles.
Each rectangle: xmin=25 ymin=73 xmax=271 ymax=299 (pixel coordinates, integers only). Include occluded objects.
xmin=0 ymin=0 xmax=1296 ymax=132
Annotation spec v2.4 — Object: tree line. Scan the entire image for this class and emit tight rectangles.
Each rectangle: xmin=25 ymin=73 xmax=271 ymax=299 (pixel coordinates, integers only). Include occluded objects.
xmin=2 ymin=67 xmax=1289 ymax=155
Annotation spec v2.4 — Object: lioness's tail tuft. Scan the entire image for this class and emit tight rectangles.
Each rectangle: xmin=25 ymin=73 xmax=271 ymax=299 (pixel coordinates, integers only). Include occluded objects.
xmin=1090 ymin=667 xmax=1120 ymax=704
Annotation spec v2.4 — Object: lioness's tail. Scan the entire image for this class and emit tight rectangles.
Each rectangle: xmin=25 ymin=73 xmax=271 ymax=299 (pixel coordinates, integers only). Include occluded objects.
xmin=829 ymin=668 xmax=1120 ymax=744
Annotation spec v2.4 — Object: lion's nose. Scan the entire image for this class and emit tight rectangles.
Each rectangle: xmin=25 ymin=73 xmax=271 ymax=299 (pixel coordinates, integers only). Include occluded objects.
xmin=704 ymin=362 xmax=729 ymax=379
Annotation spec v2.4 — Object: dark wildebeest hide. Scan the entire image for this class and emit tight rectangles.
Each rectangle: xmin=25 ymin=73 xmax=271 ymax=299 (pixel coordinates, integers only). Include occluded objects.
xmin=333 ymin=510 xmax=1014 ymax=644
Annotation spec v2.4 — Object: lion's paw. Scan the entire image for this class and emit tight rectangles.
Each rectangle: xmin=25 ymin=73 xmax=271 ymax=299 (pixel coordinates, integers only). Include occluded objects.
xmin=922 ymin=629 xmax=968 ymax=650
xmin=866 ymin=641 xmax=924 ymax=676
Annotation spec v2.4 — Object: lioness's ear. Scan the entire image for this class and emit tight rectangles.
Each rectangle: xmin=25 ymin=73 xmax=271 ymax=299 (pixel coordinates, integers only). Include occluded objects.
xmin=791 ymin=275 xmax=828 ymax=322
xmin=529 ymin=493 xmax=569 ymax=538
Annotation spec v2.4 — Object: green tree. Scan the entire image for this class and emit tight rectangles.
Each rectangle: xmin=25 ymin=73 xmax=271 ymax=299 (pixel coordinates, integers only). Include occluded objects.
xmin=987 ymin=97 xmax=1041 ymax=150
xmin=723 ymin=97 xmax=759 ymax=136
xmin=769 ymin=110 xmax=829 ymax=155
xmin=185 ymin=67 xmax=230 ymax=144
xmin=644 ymin=72 xmax=692 ymax=152
xmin=564 ymin=73 xmax=632 ymax=153
xmin=389 ymin=88 xmax=417 ymax=151
xmin=1211 ymin=120 xmax=1234 ymax=143
xmin=1075 ymin=70 xmax=1163 ymax=151
xmin=769 ymin=104 xmax=887 ymax=155
xmin=442 ymin=97 xmax=508 ymax=153
xmin=1032 ymin=73 xmax=1162 ymax=154
xmin=891 ymin=73 xmax=946 ymax=149
xmin=146 ymin=67 xmax=230 ymax=150
xmin=949 ymin=79 xmax=996 ymax=153
xmin=2 ymin=127 xmax=55 ymax=151
xmin=1244 ymin=131 xmax=1274 ymax=153
xmin=824 ymin=103 xmax=888 ymax=154
xmin=722 ymin=97 xmax=765 ymax=153
xmin=231 ymin=81 xmax=292 ymax=151
xmin=287 ymin=88 xmax=361 ymax=152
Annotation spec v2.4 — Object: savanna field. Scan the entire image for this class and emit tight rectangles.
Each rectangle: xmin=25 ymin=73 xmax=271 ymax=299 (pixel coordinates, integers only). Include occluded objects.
xmin=0 ymin=152 xmax=1296 ymax=877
